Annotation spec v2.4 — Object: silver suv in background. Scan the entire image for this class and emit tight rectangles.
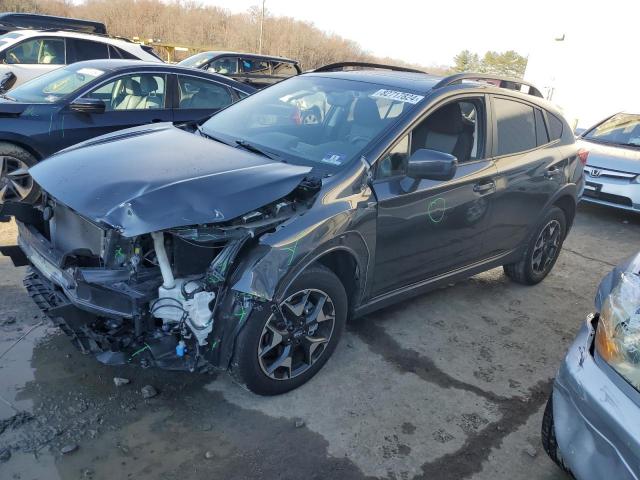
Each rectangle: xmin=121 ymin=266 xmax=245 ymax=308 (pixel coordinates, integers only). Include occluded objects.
xmin=0 ymin=29 xmax=162 ymax=87
xmin=577 ymin=112 xmax=640 ymax=213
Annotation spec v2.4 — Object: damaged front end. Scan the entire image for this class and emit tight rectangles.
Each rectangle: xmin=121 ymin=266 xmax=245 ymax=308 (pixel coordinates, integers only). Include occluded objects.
xmin=2 ymin=174 xmax=321 ymax=373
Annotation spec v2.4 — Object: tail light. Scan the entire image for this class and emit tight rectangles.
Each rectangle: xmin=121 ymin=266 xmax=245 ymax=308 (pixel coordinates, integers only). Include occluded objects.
xmin=577 ymin=149 xmax=589 ymax=165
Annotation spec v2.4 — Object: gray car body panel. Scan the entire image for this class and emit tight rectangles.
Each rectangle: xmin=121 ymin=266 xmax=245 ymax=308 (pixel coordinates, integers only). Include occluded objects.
xmin=29 ymin=123 xmax=312 ymax=237
xmin=552 ymin=252 xmax=640 ymax=480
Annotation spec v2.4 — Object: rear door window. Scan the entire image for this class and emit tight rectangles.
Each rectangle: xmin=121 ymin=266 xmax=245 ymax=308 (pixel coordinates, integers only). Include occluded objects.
xmin=72 ymin=39 xmax=109 ymax=61
xmin=493 ymin=97 xmax=536 ymax=156
xmin=241 ymin=58 xmax=270 ymax=74
xmin=177 ymin=75 xmax=233 ymax=110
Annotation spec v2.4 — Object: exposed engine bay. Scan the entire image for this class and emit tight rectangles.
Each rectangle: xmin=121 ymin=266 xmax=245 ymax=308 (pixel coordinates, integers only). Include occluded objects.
xmin=4 ymin=176 xmax=321 ymax=372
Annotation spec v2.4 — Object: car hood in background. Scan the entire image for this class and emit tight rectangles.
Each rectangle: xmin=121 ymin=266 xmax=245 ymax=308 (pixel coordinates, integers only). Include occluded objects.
xmin=578 ymin=138 xmax=640 ymax=174
xmin=29 ymin=123 xmax=312 ymax=237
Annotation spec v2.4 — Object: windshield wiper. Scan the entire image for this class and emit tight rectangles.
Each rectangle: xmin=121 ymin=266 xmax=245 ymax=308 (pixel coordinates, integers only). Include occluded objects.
xmin=235 ymin=139 xmax=280 ymax=160
xmin=196 ymin=125 xmax=231 ymax=146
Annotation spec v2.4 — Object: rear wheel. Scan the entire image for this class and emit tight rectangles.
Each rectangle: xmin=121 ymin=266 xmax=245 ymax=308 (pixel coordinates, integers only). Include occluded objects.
xmin=0 ymin=142 xmax=39 ymax=204
xmin=230 ymin=264 xmax=347 ymax=395
xmin=504 ymin=207 xmax=566 ymax=285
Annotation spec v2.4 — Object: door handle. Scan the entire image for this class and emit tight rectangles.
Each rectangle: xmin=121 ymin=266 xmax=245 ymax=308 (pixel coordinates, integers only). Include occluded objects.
xmin=544 ymin=166 xmax=560 ymax=178
xmin=473 ymin=181 xmax=495 ymax=194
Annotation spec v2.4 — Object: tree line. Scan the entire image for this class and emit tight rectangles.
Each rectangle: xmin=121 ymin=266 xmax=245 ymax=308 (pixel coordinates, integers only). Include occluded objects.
xmin=0 ymin=0 xmax=527 ymax=76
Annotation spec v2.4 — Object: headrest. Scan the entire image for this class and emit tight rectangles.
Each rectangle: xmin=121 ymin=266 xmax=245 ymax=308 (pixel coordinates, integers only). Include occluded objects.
xmin=139 ymin=76 xmax=158 ymax=94
xmin=353 ymin=97 xmax=381 ymax=127
xmin=123 ymin=78 xmax=141 ymax=96
xmin=425 ymin=102 xmax=464 ymax=134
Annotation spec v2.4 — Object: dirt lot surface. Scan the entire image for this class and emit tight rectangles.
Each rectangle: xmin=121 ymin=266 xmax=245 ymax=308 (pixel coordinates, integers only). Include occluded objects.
xmin=1 ymin=202 xmax=638 ymax=480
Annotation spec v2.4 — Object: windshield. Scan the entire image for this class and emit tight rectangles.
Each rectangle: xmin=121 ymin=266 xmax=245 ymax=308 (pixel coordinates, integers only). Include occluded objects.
xmin=584 ymin=113 xmax=640 ymax=147
xmin=6 ymin=65 xmax=106 ymax=103
xmin=0 ymin=32 xmax=23 ymax=46
xmin=201 ymin=76 xmax=423 ymax=170
xmin=179 ymin=52 xmax=214 ymax=68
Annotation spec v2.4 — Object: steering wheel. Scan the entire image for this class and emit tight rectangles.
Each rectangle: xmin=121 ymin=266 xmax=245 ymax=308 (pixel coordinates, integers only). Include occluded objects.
xmin=8 ymin=52 xmax=20 ymax=64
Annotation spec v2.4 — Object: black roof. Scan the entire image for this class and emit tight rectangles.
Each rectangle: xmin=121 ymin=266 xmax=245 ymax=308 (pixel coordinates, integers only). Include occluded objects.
xmin=0 ymin=12 xmax=106 ymax=34
xmin=196 ymin=51 xmax=299 ymax=64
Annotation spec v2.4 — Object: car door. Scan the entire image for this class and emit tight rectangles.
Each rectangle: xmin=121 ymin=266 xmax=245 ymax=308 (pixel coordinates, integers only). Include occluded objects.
xmin=2 ymin=36 xmax=66 ymax=86
xmin=173 ymin=74 xmax=236 ymax=124
xmin=484 ymin=96 xmax=566 ymax=256
xmin=370 ymin=95 xmax=498 ymax=296
xmin=61 ymin=71 xmax=173 ymax=147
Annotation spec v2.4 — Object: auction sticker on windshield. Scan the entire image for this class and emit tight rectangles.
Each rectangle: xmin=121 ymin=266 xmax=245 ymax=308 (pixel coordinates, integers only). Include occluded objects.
xmin=371 ymin=89 xmax=424 ymax=104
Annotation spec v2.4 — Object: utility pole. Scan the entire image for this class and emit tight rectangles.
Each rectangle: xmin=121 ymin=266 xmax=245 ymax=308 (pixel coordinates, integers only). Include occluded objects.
xmin=258 ymin=0 xmax=266 ymax=54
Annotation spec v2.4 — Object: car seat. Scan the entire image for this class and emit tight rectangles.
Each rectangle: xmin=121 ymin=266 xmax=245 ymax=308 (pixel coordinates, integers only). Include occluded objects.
xmin=412 ymin=102 xmax=474 ymax=162
xmin=114 ymin=78 xmax=143 ymax=110
xmin=347 ymin=97 xmax=382 ymax=144
xmin=137 ymin=76 xmax=162 ymax=109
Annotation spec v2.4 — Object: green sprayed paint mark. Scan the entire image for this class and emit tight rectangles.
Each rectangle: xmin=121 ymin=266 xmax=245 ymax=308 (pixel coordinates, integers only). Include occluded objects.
xmin=233 ymin=304 xmax=248 ymax=323
xmin=282 ymin=239 xmax=299 ymax=266
xmin=209 ymin=339 xmax=219 ymax=351
xmin=129 ymin=343 xmax=151 ymax=360
xmin=427 ymin=197 xmax=446 ymax=223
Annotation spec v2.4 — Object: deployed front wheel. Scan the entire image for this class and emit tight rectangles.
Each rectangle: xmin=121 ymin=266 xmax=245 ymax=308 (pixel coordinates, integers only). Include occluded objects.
xmin=230 ymin=264 xmax=347 ymax=395
xmin=504 ymin=207 xmax=566 ymax=285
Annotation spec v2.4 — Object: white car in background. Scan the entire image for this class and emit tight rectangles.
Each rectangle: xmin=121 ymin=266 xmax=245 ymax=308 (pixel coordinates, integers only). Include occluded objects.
xmin=0 ymin=29 xmax=162 ymax=87
xmin=578 ymin=112 xmax=640 ymax=213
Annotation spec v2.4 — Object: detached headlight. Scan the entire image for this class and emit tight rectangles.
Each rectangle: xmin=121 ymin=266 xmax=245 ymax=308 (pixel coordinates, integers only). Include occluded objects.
xmin=595 ymin=272 xmax=640 ymax=390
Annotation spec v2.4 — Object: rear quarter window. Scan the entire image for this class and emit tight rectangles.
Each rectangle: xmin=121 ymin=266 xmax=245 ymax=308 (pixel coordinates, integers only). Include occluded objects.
xmin=547 ymin=113 xmax=564 ymax=141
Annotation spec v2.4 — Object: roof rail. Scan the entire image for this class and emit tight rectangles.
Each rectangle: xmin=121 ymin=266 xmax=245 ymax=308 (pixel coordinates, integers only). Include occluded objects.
xmin=32 ymin=28 xmax=136 ymax=43
xmin=312 ymin=62 xmax=425 ymax=74
xmin=433 ymin=73 xmax=543 ymax=98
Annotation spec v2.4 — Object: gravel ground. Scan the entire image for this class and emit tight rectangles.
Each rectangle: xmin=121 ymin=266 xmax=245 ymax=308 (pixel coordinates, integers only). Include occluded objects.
xmin=0 ymin=202 xmax=638 ymax=480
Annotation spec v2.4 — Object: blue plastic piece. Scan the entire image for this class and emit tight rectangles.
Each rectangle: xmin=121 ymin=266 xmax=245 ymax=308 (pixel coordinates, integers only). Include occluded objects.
xmin=176 ymin=340 xmax=186 ymax=357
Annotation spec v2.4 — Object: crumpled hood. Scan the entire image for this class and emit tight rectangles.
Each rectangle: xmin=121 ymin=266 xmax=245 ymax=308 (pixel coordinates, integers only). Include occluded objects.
xmin=30 ymin=123 xmax=312 ymax=237
xmin=578 ymin=138 xmax=640 ymax=174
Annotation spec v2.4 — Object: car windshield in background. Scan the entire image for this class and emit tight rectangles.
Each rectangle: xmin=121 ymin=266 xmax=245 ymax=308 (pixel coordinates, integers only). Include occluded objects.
xmin=201 ymin=76 xmax=423 ymax=170
xmin=584 ymin=113 xmax=640 ymax=147
xmin=178 ymin=52 xmax=214 ymax=68
xmin=5 ymin=65 xmax=106 ymax=103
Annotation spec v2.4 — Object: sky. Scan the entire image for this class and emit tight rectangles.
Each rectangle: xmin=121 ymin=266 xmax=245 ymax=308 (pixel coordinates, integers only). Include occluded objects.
xmin=199 ymin=0 xmax=632 ymax=67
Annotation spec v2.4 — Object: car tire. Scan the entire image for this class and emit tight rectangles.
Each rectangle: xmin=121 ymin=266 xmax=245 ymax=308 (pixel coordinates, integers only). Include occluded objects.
xmin=504 ymin=206 xmax=566 ymax=285
xmin=230 ymin=263 xmax=347 ymax=395
xmin=541 ymin=394 xmax=571 ymax=475
xmin=0 ymin=142 xmax=39 ymax=204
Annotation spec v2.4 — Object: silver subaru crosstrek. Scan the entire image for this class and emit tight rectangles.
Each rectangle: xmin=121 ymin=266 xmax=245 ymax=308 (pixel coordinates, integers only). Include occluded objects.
xmin=577 ymin=112 xmax=640 ymax=213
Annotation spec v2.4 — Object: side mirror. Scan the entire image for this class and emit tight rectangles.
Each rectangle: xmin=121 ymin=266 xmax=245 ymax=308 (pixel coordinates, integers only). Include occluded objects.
xmin=69 ymin=98 xmax=106 ymax=114
xmin=407 ymin=148 xmax=458 ymax=181
xmin=0 ymin=71 xmax=15 ymax=93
